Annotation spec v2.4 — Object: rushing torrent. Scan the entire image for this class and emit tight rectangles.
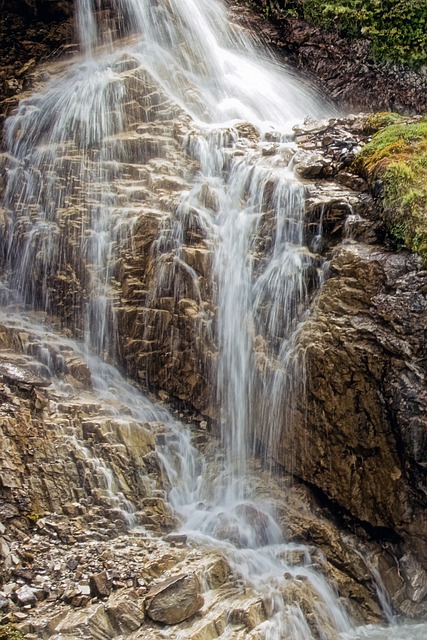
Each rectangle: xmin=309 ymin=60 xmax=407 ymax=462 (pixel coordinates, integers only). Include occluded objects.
xmin=1 ymin=0 xmax=426 ymax=638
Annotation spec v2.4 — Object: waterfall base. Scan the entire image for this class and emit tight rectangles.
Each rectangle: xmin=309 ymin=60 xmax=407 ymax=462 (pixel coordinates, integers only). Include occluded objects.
xmin=0 ymin=309 xmax=421 ymax=639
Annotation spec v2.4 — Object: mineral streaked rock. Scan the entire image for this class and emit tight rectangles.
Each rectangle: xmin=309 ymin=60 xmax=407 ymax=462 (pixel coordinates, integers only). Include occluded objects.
xmin=105 ymin=588 xmax=144 ymax=633
xmin=145 ymin=572 xmax=204 ymax=624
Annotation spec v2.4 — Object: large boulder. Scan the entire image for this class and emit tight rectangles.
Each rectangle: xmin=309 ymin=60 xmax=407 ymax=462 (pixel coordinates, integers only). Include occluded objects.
xmin=145 ymin=572 xmax=204 ymax=624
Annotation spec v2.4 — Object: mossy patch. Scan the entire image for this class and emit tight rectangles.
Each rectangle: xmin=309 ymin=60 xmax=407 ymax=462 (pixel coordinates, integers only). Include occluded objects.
xmin=0 ymin=625 xmax=26 ymax=640
xmin=362 ymin=111 xmax=405 ymax=134
xmin=355 ymin=117 xmax=427 ymax=264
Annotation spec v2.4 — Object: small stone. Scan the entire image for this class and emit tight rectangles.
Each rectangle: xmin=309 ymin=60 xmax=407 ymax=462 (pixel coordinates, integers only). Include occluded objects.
xmin=15 ymin=610 xmax=29 ymax=619
xmin=0 ymin=593 xmax=9 ymax=611
xmin=163 ymin=534 xmax=187 ymax=546
xmin=67 ymin=558 xmax=79 ymax=571
xmin=3 ymin=583 xmax=18 ymax=596
xmin=105 ymin=589 xmax=144 ymax=633
xmin=15 ymin=585 xmax=36 ymax=607
xmin=78 ymin=584 xmax=91 ymax=596
xmin=71 ymin=595 xmax=90 ymax=607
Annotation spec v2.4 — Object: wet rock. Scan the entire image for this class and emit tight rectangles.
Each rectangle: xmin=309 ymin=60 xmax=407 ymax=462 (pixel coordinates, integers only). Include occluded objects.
xmin=145 ymin=572 xmax=204 ymax=624
xmin=163 ymin=533 xmax=187 ymax=546
xmin=234 ymin=503 xmax=271 ymax=547
xmin=228 ymin=597 xmax=266 ymax=630
xmin=47 ymin=602 xmax=115 ymax=639
xmin=203 ymin=556 xmax=231 ymax=589
xmin=293 ymin=150 xmax=333 ymax=179
xmin=228 ymin=4 xmax=427 ymax=114
xmin=0 ymin=362 xmax=50 ymax=388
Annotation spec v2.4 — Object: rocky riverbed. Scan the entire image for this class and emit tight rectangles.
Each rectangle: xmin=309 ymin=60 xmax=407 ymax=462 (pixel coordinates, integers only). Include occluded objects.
xmin=0 ymin=310 xmax=383 ymax=638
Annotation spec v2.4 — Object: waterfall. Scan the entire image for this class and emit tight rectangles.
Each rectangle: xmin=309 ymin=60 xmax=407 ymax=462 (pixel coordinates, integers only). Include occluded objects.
xmin=2 ymin=0 xmax=424 ymax=638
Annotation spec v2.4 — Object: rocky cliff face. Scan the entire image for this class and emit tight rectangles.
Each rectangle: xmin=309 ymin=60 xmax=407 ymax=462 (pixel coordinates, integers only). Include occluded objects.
xmin=1 ymin=1 xmax=427 ymax=635
xmin=0 ymin=0 xmax=73 ymax=115
xmin=0 ymin=311 xmax=388 ymax=636
xmin=1 ymin=48 xmax=426 ymax=623
xmin=281 ymin=118 xmax=427 ymax=617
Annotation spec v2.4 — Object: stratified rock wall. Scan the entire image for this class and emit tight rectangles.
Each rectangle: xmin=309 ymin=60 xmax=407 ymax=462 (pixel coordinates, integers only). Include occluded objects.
xmin=275 ymin=119 xmax=427 ymax=617
xmin=290 ymin=246 xmax=427 ymax=615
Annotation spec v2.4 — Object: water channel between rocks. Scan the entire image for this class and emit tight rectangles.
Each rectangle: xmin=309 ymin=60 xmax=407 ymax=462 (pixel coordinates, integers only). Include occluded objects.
xmin=1 ymin=0 xmax=426 ymax=638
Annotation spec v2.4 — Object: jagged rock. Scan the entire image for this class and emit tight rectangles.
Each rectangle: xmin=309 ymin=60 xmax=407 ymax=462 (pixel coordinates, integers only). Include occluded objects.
xmin=228 ymin=597 xmax=266 ymax=630
xmin=47 ymin=603 xmax=116 ymax=639
xmin=203 ymin=556 xmax=231 ymax=590
xmin=145 ymin=572 xmax=204 ymax=624
xmin=105 ymin=588 xmax=144 ymax=633
xmin=228 ymin=3 xmax=427 ymax=114
xmin=14 ymin=584 xmax=36 ymax=607
xmin=293 ymin=150 xmax=332 ymax=179
xmin=89 ymin=571 xmax=112 ymax=598
xmin=0 ymin=592 xmax=9 ymax=610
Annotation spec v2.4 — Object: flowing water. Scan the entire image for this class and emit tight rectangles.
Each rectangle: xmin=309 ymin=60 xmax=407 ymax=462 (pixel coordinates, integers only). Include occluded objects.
xmin=1 ymin=0 xmax=426 ymax=637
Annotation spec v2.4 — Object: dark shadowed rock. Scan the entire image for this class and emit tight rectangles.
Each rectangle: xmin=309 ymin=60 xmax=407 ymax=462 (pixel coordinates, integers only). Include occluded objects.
xmin=226 ymin=2 xmax=427 ymax=114
xmin=89 ymin=570 xmax=112 ymax=599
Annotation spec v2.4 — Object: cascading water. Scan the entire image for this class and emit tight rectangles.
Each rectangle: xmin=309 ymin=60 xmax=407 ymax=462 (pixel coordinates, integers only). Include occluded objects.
xmin=1 ymin=0 xmax=426 ymax=638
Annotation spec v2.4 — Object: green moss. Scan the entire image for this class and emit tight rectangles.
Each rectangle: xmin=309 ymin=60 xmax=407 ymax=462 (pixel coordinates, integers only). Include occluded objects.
xmin=355 ymin=118 xmax=427 ymax=265
xmin=27 ymin=511 xmax=43 ymax=527
xmin=248 ymin=1 xmax=427 ymax=67
xmin=0 ymin=625 xmax=26 ymax=640
xmin=303 ymin=0 xmax=427 ymax=67
xmin=363 ymin=111 xmax=405 ymax=133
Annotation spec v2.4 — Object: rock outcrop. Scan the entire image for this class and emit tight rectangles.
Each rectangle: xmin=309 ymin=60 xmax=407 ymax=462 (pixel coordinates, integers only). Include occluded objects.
xmin=0 ymin=0 xmax=73 ymax=117
xmin=279 ymin=118 xmax=427 ymax=618
xmin=0 ymin=314 xmax=388 ymax=636
xmin=2 ymin=0 xmax=427 ymax=121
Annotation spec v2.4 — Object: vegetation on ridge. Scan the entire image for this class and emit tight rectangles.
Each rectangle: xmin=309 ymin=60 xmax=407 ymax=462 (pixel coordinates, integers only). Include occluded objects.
xmin=248 ymin=0 xmax=427 ymax=67
xmin=355 ymin=115 xmax=427 ymax=264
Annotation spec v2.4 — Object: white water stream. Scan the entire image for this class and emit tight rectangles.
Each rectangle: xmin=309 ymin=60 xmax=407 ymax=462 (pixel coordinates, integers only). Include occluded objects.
xmin=1 ymin=0 xmax=426 ymax=637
